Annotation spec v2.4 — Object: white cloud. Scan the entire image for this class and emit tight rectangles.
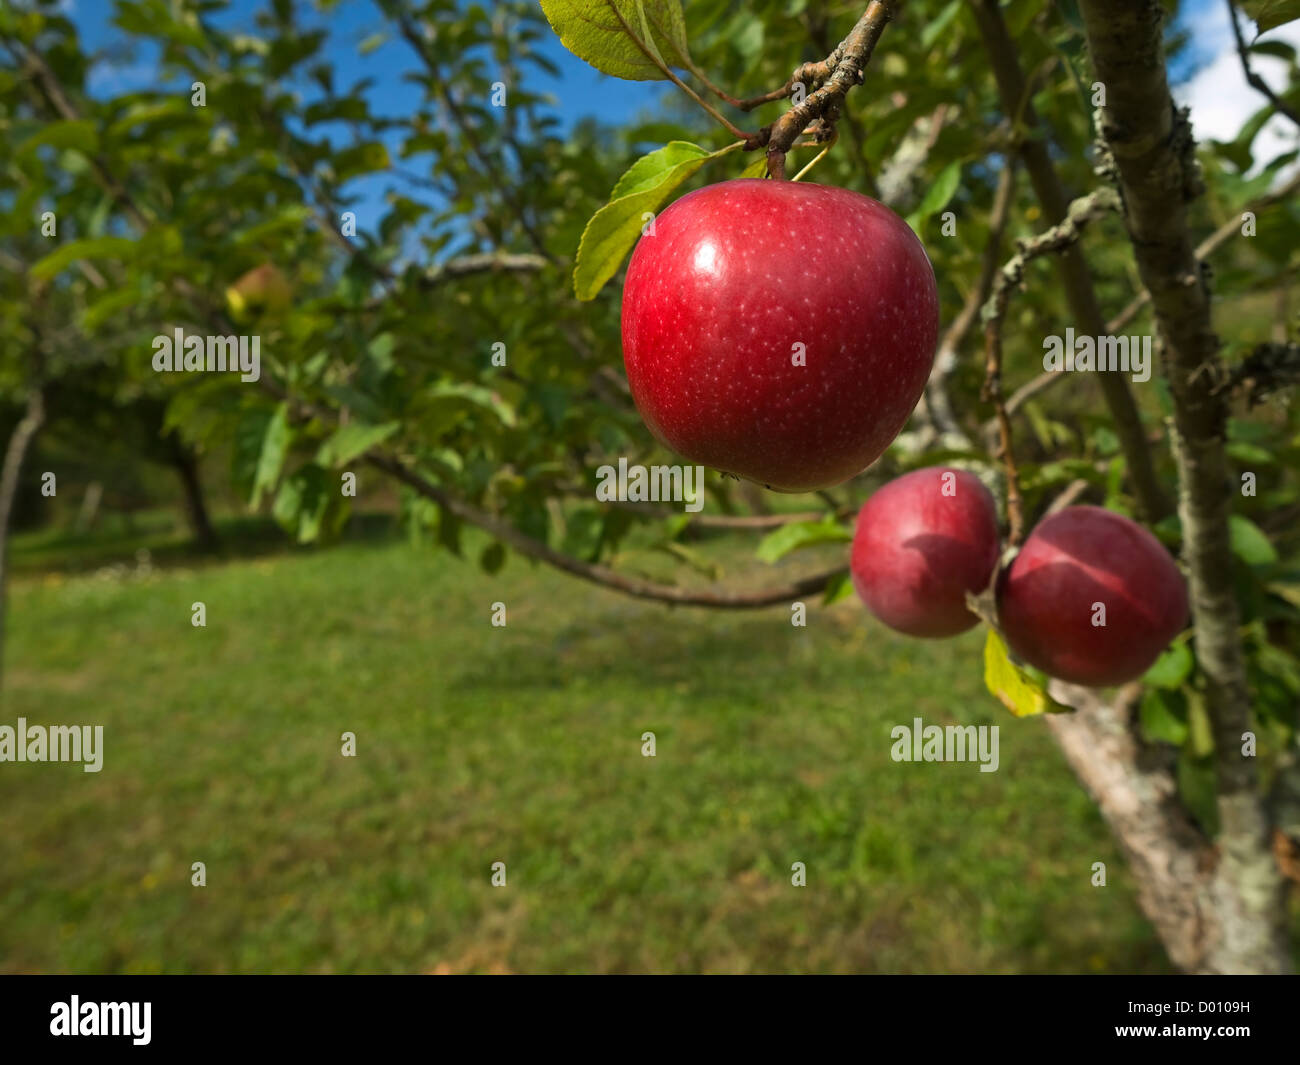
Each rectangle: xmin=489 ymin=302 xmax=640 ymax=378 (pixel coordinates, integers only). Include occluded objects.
xmin=1176 ymin=2 xmax=1300 ymax=173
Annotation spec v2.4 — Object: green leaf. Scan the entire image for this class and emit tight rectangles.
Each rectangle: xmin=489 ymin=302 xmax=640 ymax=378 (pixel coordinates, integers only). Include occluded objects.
xmin=1142 ymin=641 xmax=1194 ymax=689
xmin=983 ymin=629 xmax=1070 ymax=717
xmin=822 ymin=570 xmax=855 ymax=606
xmin=416 ymin=383 xmax=518 ymax=433
xmin=573 ymin=141 xmax=739 ymax=300
xmin=1225 ymin=441 xmax=1275 ymax=466
xmin=920 ymin=0 xmax=962 ymax=50
xmin=30 ymin=237 xmax=138 ymax=281
xmin=1240 ymin=0 xmax=1300 ymax=32
xmin=333 ymin=142 xmax=390 ymax=182
xmin=562 ymin=507 xmax=605 ymax=561
xmin=1187 ymin=690 xmax=1216 ymax=759
xmin=251 ymin=402 xmax=291 ymax=508
xmin=755 ymin=517 xmax=851 ymax=564
xmin=18 ymin=118 xmax=98 ymax=156
xmin=910 ymin=160 xmax=961 ymax=228
xmin=540 ymin=0 xmax=691 ymax=81
xmin=739 ymin=154 xmax=769 ymax=179
xmin=273 ymin=464 xmax=343 ymax=543
xmin=1229 ymin=514 xmax=1279 ymax=566
xmin=316 ymin=421 xmax=401 ymax=468
xmin=1139 ymin=688 xmax=1189 ymax=746
xmin=611 ymin=140 xmax=712 ymax=199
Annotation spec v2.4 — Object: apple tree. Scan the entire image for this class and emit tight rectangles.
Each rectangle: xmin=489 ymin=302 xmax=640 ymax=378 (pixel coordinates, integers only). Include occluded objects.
xmin=3 ymin=0 xmax=1299 ymax=972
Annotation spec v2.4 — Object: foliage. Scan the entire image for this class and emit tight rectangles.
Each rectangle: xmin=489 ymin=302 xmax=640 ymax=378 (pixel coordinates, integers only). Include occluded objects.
xmin=2 ymin=0 xmax=1299 ymax=839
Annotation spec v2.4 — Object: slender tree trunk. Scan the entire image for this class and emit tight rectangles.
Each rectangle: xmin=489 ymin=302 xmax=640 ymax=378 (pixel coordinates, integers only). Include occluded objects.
xmin=1075 ymin=0 xmax=1290 ymax=973
xmin=0 ymin=388 xmax=46 ymax=694
xmin=167 ymin=433 xmax=218 ymax=551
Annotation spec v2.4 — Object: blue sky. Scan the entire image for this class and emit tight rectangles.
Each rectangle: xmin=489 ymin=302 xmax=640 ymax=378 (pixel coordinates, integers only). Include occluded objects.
xmin=72 ymin=0 xmax=668 ymax=131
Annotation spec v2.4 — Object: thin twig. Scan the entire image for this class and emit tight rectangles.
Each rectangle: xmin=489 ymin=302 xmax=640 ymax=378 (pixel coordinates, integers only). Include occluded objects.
xmin=1000 ymin=167 xmax=1300 ymax=420
xmin=1227 ymin=0 xmax=1300 ymax=130
xmin=980 ymin=186 xmax=1123 ymax=544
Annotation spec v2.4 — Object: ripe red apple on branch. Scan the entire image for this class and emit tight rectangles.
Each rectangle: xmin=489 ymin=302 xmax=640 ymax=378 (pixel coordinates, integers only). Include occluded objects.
xmin=850 ymin=467 xmax=1002 ymax=638
xmin=620 ymin=179 xmax=940 ymax=493
xmin=997 ymin=506 xmax=1189 ymax=687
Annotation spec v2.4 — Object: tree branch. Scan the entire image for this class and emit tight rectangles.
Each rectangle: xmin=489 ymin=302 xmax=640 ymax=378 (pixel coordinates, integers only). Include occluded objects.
xmin=759 ymin=1 xmax=900 ymax=178
xmin=369 ymin=453 xmax=844 ymax=608
xmin=1000 ymin=167 xmax=1300 ymax=420
xmin=1227 ymin=0 xmax=1300 ymax=130
xmin=980 ymin=186 xmax=1122 ymax=544
xmin=970 ymin=0 xmax=1171 ymax=523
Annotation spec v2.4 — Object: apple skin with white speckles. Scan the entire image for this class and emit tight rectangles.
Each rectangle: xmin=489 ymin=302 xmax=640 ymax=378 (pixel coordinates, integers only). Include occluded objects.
xmin=620 ymin=179 xmax=940 ymax=492
xmin=997 ymin=506 xmax=1189 ymax=687
xmin=851 ymin=467 xmax=1001 ymax=638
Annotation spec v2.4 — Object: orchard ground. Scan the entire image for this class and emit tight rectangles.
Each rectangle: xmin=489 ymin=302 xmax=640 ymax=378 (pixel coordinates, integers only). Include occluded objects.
xmin=0 ymin=509 xmax=1184 ymax=974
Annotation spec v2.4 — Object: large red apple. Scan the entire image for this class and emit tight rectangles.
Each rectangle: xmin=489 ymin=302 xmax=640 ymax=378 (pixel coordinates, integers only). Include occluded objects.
xmin=997 ymin=506 xmax=1189 ymax=687
xmin=851 ymin=467 xmax=1001 ymax=638
xmin=620 ymin=179 xmax=940 ymax=492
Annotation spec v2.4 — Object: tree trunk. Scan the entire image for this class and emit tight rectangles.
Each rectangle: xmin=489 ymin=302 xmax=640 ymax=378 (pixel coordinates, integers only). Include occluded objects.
xmin=1073 ymin=0 xmax=1291 ymax=974
xmin=167 ymin=434 xmax=219 ymax=551
xmin=0 ymin=388 xmax=46 ymax=695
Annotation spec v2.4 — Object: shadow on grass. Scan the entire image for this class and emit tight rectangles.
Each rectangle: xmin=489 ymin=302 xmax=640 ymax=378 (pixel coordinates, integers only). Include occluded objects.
xmin=10 ymin=510 xmax=403 ymax=577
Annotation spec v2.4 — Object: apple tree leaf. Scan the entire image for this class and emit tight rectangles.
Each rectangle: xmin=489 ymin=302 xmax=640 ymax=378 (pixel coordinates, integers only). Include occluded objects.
xmin=30 ymin=236 xmax=138 ymax=281
xmin=316 ymin=421 xmax=401 ymax=468
xmin=251 ymin=401 xmax=292 ymax=508
xmin=273 ymin=463 xmax=349 ymax=543
xmin=755 ymin=517 xmax=852 ymax=564
xmin=1142 ymin=641 xmax=1194 ymax=690
xmin=983 ymin=629 xmax=1071 ymax=717
xmin=1229 ymin=514 xmax=1278 ymax=566
xmin=540 ymin=0 xmax=691 ymax=81
xmin=822 ymin=570 xmax=855 ymax=606
xmin=573 ymin=140 xmax=739 ymax=301
xmin=611 ymin=140 xmax=717 ymax=199
xmin=906 ymin=160 xmax=961 ymax=232
xmin=1240 ymin=0 xmax=1300 ymax=32
xmin=1139 ymin=688 xmax=1189 ymax=746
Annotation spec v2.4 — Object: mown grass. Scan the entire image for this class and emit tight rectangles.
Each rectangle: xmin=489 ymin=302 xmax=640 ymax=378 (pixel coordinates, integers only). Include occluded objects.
xmin=1 ymin=516 xmax=1169 ymax=973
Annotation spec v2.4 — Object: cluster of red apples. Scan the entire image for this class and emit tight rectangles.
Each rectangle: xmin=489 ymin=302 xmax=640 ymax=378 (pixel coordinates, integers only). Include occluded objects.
xmin=619 ymin=179 xmax=1188 ymax=687
xmin=851 ymin=469 xmax=1188 ymax=687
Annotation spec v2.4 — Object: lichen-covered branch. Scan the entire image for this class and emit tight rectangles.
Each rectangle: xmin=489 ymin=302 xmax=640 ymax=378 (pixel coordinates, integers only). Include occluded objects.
xmin=1078 ymin=0 xmax=1290 ymax=974
xmin=758 ymin=1 xmax=900 ymax=179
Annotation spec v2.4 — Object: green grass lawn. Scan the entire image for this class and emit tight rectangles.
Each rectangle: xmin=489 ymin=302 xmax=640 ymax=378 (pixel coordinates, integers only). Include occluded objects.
xmin=0 ymin=516 xmax=1169 ymax=973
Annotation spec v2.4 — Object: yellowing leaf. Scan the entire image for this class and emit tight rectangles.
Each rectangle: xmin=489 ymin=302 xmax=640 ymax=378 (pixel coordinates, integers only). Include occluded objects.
xmin=540 ymin=0 xmax=691 ymax=81
xmin=983 ymin=629 xmax=1070 ymax=717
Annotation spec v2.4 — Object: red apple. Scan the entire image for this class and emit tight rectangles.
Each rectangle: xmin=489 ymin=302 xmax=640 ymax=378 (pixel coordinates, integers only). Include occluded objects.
xmin=997 ymin=506 xmax=1189 ymax=687
xmin=620 ymin=179 xmax=940 ymax=492
xmin=851 ymin=467 xmax=1001 ymax=638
